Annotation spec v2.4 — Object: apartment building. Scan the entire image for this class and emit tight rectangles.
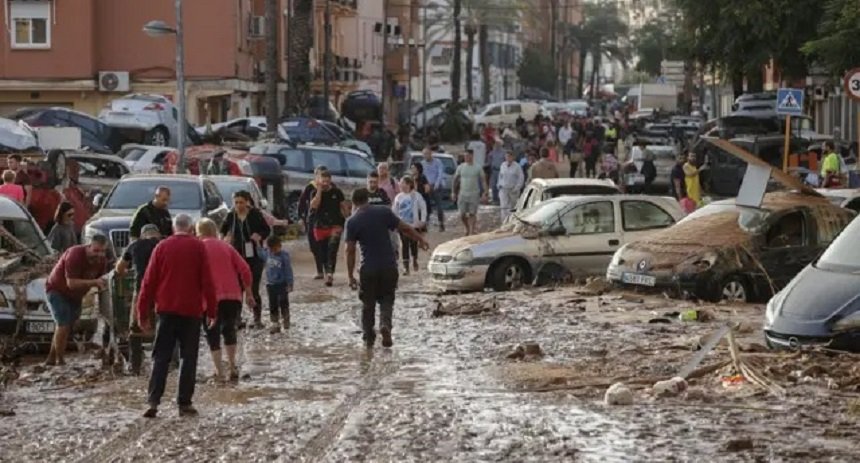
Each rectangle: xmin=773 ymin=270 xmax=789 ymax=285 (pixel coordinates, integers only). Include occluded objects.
xmin=0 ymin=0 xmax=280 ymax=123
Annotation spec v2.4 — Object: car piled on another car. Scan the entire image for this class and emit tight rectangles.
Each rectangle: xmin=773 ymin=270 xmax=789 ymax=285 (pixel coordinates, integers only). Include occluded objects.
xmin=607 ymin=192 xmax=854 ymax=303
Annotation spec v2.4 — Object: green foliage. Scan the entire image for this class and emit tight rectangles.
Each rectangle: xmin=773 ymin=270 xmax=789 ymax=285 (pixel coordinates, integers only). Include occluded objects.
xmin=517 ymin=46 xmax=557 ymax=94
xmin=632 ymin=20 xmax=680 ymax=77
xmin=802 ymin=0 xmax=860 ymax=75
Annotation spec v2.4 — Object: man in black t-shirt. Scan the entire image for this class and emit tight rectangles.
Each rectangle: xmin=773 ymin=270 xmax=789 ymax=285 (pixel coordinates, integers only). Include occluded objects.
xmin=669 ymin=155 xmax=687 ymax=201
xmin=366 ymin=171 xmax=391 ymax=206
xmin=310 ymin=170 xmax=348 ymax=286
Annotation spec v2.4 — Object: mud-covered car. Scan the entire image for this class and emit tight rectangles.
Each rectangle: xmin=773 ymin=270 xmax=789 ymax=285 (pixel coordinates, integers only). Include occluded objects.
xmin=764 ymin=214 xmax=860 ymax=351
xmin=607 ymin=192 xmax=854 ymax=302
xmin=0 ymin=196 xmax=98 ymax=347
xmin=512 ymin=178 xmax=620 ymax=217
xmin=429 ymin=195 xmax=683 ymax=292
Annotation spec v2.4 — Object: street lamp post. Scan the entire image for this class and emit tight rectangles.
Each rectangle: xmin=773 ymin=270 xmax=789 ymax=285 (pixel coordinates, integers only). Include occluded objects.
xmin=143 ymin=0 xmax=187 ymax=173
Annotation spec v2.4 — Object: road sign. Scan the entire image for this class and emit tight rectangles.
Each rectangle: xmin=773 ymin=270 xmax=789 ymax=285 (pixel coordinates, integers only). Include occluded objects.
xmin=844 ymin=68 xmax=860 ymax=101
xmin=776 ymin=88 xmax=804 ymax=116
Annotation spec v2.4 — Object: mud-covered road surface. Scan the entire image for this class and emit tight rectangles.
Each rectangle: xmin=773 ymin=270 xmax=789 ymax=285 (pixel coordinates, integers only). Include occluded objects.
xmin=2 ymin=210 xmax=860 ymax=462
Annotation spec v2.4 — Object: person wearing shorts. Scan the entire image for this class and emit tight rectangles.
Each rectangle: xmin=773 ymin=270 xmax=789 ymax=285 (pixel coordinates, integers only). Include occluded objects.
xmin=452 ymin=149 xmax=488 ymax=236
xmin=44 ymin=237 xmax=110 ymax=365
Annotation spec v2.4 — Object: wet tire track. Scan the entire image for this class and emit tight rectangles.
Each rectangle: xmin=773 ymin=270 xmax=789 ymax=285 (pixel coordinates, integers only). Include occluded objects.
xmin=74 ymin=417 xmax=153 ymax=463
xmin=294 ymin=354 xmax=399 ymax=463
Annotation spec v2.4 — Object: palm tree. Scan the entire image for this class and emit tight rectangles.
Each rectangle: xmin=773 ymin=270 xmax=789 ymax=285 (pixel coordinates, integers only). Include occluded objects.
xmin=285 ymin=0 xmax=313 ymax=115
xmin=426 ymin=0 xmax=521 ymax=105
xmin=566 ymin=2 xmax=629 ymax=98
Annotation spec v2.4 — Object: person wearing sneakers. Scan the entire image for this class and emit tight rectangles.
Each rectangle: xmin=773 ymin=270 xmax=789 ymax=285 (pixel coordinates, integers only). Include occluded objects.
xmin=260 ymin=235 xmax=294 ymax=333
xmin=392 ymin=176 xmax=427 ymax=275
xmin=310 ymin=170 xmax=349 ymax=287
xmin=197 ymin=218 xmax=254 ymax=382
xmin=345 ymin=188 xmax=428 ymax=349
xmin=138 ymin=214 xmax=216 ymax=418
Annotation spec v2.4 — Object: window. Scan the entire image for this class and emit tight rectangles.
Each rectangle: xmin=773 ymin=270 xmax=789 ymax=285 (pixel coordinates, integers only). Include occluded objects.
xmin=311 ymin=150 xmax=345 ymax=176
xmin=484 ymin=105 xmax=502 ymax=116
xmin=276 ymin=148 xmax=310 ymax=172
xmin=561 ymin=202 xmax=615 ymax=235
xmin=765 ymin=211 xmax=805 ymax=248
xmin=621 ymin=201 xmax=675 ymax=231
xmin=344 ymin=154 xmax=374 ymax=178
xmin=505 ymin=104 xmax=522 ymax=114
xmin=203 ymin=181 xmax=224 ymax=208
xmin=75 ymin=158 xmax=126 ymax=180
xmin=10 ymin=0 xmax=51 ymax=49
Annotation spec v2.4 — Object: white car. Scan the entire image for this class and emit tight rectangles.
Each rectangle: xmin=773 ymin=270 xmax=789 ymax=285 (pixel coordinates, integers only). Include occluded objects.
xmin=513 ymin=178 xmax=621 ymax=217
xmin=99 ymin=93 xmax=199 ymax=147
xmin=196 ymin=117 xmax=268 ymax=140
xmin=429 ymin=195 xmax=684 ymax=292
xmin=816 ymin=188 xmax=860 ymax=212
xmin=474 ymin=100 xmax=544 ymax=128
xmin=116 ymin=144 xmax=177 ymax=173
xmin=0 ymin=196 xmax=99 ymax=342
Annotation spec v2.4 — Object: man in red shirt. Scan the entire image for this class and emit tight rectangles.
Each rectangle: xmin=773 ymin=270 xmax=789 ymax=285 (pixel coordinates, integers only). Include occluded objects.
xmin=44 ymin=236 xmax=110 ymax=365
xmin=137 ymin=214 xmax=216 ymax=418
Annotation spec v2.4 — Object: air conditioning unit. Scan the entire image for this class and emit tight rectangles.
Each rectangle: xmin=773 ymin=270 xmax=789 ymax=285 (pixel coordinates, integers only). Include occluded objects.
xmin=98 ymin=71 xmax=131 ymax=92
xmin=249 ymin=16 xmax=265 ymax=38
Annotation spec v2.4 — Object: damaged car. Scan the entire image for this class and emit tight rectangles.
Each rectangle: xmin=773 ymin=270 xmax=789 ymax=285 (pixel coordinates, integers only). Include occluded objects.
xmin=764 ymin=213 xmax=860 ymax=351
xmin=0 ymin=195 xmax=98 ymax=349
xmin=429 ymin=195 xmax=683 ymax=292
xmin=607 ymin=192 xmax=854 ymax=302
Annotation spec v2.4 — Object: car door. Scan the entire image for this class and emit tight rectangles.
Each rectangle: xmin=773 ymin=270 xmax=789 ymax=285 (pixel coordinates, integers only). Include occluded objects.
xmin=482 ymin=104 xmax=503 ymax=125
xmin=555 ymin=200 xmax=622 ymax=275
xmin=756 ymin=210 xmax=817 ymax=291
xmin=344 ymin=152 xmax=375 ymax=182
xmin=619 ymin=199 xmax=677 ymax=243
xmin=503 ymin=103 xmax=522 ymax=125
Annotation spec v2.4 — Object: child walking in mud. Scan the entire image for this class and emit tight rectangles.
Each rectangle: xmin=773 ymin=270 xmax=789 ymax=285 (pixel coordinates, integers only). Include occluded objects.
xmin=261 ymin=236 xmax=294 ymax=333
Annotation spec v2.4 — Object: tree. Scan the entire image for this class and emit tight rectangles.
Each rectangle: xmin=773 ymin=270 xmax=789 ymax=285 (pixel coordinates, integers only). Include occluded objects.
xmin=285 ymin=0 xmax=313 ymax=115
xmin=518 ymin=46 xmax=556 ymax=94
xmin=264 ymin=0 xmax=279 ymax=134
xmin=566 ymin=2 xmax=629 ymax=98
xmin=632 ymin=20 xmax=679 ymax=77
xmin=451 ymin=0 xmax=462 ymax=103
xmin=426 ymin=0 xmax=520 ymax=104
xmin=802 ymin=0 xmax=860 ymax=76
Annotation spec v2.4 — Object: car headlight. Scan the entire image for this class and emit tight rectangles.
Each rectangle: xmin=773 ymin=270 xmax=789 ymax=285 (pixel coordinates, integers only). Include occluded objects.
xmin=0 ymin=291 xmax=8 ymax=309
xmin=833 ymin=311 xmax=860 ymax=333
xmin=453 ymin=249 xmax=473 ymax=263
xmin=609 ymin=245 xmax=628 ymax=267
xmin=83 ymin=225 xmax=100 ymax=244
xmin=765 ymin=290 xmax=785 ymax=326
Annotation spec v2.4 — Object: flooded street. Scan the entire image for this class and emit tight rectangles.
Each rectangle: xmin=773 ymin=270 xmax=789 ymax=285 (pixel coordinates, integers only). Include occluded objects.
xmin=3 ymin=213 xmax=860 ymax=462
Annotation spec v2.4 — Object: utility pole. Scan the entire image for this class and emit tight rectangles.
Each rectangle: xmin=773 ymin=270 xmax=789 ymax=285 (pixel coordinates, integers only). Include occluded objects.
xmin=421 ymin=2 xmax=428 ymax=136
xmin=285 ymin=0 xmax=293 ymax=115
xmin=323 ymin=0 xmax=331 ymax=120
xmin=265 ymin=0 xmax=278 ymax=135
xmin=382 ymin=0 xmax=389 ymax=125
xmin=407 ymin=0 xmax=413 ymax=113
xmin=174 ymin=0 xmax=186 ymax=173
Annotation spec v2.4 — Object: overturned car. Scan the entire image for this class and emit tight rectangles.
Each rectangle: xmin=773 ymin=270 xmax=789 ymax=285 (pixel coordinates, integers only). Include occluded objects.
xmin=607 ymin=192 xmax=854 ymax=302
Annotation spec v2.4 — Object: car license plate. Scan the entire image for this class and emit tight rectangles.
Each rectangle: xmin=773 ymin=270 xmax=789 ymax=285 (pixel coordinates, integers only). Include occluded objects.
xmin=626 ymin=174 xmax=645 ymax=186
xmin=26 ymin=321 xmax=54 ymax=334
xmin=622 ymin=273 xmax=656 ymax=287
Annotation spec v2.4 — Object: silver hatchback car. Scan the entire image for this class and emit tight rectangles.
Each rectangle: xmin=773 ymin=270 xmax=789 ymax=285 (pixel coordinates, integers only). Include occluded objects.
xmin=99 ymin=93 xmax=189 ymax=147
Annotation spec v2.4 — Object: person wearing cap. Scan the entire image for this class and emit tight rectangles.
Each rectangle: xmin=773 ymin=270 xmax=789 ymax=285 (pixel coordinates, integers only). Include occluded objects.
xmin=138 ymin=214 xmax=216 ymax=418
xmin=115 ymin=224 xmax=162 ymax=365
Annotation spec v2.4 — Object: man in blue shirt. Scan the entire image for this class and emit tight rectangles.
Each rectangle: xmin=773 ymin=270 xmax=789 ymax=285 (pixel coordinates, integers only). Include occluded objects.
xmin=345 ymin=188 xmax=428 ymax=348
xmin=420 ymin=147 xmax=446 ymax=232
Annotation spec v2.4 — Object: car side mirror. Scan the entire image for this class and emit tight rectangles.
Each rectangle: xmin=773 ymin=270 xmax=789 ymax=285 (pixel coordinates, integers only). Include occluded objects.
xmin=93 ymin=193 xmax=104 ymax=210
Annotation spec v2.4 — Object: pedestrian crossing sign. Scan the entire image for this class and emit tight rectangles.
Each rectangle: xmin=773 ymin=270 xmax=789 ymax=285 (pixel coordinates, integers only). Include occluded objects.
xmin=776 ymin=88 xmax=804 ymax=116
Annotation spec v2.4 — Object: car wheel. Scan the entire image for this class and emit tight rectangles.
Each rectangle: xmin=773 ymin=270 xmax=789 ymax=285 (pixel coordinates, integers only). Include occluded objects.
xmin=719 ymin=276 xmax=750 ymax=303
xmin=286 ymin=192 xmax=301 ymax=224
xmin=491 ymin=258 xmax=527 ymax=292
xmin=146 ymin=127 xmax=169 ymax=147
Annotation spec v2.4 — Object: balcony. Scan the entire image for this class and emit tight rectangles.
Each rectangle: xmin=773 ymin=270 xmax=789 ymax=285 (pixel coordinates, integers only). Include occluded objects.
xmin=313 ymin=55 xmax=363 ymax=83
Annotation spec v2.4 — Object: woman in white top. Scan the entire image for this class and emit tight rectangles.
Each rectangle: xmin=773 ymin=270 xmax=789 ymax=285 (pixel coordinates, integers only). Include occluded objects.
xmin=392 ymin=176 xmax=428 ymax=275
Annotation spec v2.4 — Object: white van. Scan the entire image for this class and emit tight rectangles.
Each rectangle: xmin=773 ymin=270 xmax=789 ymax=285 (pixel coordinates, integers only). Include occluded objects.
xmin=474 ymin=100 xmax=546 ymax=128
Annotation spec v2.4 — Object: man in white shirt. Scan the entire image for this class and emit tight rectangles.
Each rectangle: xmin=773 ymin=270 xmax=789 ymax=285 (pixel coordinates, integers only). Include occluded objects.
xmin=497 ymin=151 xmax=525 ymax=222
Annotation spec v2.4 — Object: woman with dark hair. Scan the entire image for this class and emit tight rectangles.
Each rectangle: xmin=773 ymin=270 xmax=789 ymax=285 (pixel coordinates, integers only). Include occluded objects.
xmin=47 ymin=202 xmax=77 ymax=253
xmin=410 ymin=162 xmax=431 ymax=217
xmin=220 ymin=190 xmax=271 ymax=328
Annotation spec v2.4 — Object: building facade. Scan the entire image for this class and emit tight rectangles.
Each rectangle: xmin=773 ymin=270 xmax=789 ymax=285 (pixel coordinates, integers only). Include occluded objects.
xmin=0 ymin=0 xmax=278 ymax=124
